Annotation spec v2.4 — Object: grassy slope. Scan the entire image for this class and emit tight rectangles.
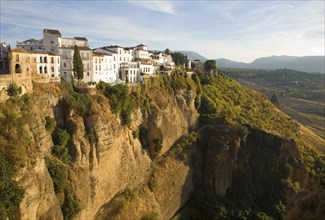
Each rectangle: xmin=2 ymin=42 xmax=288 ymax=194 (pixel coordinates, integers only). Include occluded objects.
xmin=221 ymin=68 xmax=325 ymax=140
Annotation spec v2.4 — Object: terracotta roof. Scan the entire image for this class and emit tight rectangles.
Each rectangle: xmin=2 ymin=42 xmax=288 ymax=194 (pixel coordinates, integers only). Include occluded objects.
xmin=11 ymin=48 xmax=30 ymax=53
xmin=11 ymin=48 xmax=59 ymax=56
xmin=92 ymin=51 xmax=105 ymax=57
xmin=60 ymin=46 xmax=91 ymax=50
xmin=103 ymin=45 xmax=123 ymax=48
xmin=18 ymin=38 xmax=43 ymax=44
xmin=74 ymin=37 xmax=88 ymax=41
xmin=43 ymin=29 xmax=61 ymax=36
xmin=136 ymin=43 xmax=147 ymax=47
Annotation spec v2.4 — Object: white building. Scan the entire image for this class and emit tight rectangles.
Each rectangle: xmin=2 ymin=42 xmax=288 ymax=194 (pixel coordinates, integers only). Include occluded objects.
xmin=16 ymin=39 xmax=44 ymax=52
xmin=91 ymin=51 xmax=117 ymax=84
xmin=120 ymin=62 xmax=141 ymax=83
xmin=16 ymin=28 xmax=175 ymax=85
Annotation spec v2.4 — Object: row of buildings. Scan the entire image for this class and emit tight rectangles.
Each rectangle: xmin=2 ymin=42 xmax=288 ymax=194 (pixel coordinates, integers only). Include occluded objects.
xmin=0 ymin=29 xmax=175 ymax=90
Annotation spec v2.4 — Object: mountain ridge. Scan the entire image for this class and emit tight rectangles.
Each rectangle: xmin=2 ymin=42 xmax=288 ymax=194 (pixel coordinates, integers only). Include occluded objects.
xmin=216 ymin=55 xmax=325 ymax=73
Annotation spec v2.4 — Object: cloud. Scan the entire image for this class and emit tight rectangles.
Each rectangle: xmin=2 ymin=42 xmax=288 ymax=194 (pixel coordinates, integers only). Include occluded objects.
xmin=129 ymin=1 xmax=177 ymax=14
xmin=1 ymin=0 xmax=323 ymax=62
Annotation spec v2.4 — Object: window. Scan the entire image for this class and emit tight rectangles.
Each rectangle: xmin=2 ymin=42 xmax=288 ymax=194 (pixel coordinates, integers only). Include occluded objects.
xmin=44 ymin=57 xmax=47 ymax=63
xmin=39 ymin=66 xmax=43 ymax=74
xmin=57 ymin=58 xmax=60 ymax=64
xmin=27 ymin=68 xmax=29 ymax=72
xmin=87 ymin=72 xmax=89 ymax=76
xmin=51 ymin=74 xmax=55 ymax=77
xmin=40 ymin=57 xmax=43 ymax=63
xmin=51 ymin=57 xmax=54 ymax=63
xmin=51 ymin=67 xmax=54 ymax=72
xmin=15 ymin=64 xmax=21 ymax=73
xmin=63 ymin=63 xmax=66 ymax=68
xmin=51 ymin=41 xmax=54 ymax=44
xmin=44 ymin=66 xmax=47 ymax=73
xmin=16 ymin=54 xmax=19 ymax=62
xmin=51 ymin=49 xmax=54 ymax=52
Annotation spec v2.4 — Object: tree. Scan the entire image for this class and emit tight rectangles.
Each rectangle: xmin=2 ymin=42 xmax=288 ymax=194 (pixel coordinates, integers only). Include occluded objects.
xmin=164 ymin=48 xmax=171 ymax=55
xmin=204 ymin=60 xmax=217 ymax=73
xmin=270 ymin=94 xmax=280 ymax=109
xmin=73 ymin=45 xmax=83 ymax=85
xmin=171 ymin=52 xmax=187 ymax=67
xmin=6 ymin=83 xmax=22 ymax=97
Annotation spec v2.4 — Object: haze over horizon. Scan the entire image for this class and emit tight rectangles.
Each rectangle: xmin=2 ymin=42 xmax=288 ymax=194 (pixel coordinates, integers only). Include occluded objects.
xmin=1 ymin=0 xmax=324 ymax=62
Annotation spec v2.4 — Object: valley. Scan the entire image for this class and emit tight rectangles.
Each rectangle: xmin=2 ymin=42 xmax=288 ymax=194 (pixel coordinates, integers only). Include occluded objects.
xmin=222 ymin=68 xmax=325 ymax=140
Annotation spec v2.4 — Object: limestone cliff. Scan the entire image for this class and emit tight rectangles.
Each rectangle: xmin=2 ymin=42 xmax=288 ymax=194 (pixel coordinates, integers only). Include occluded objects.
xmin=12 ymin=81 xmax=198 ymax=220
xmin=1 ymin=73 xmax=323 ymax=220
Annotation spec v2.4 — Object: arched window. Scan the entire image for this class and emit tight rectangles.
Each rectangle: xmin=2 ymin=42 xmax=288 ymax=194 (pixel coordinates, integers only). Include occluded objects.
xmin=15 ymin=64 xmax=22 ymax=73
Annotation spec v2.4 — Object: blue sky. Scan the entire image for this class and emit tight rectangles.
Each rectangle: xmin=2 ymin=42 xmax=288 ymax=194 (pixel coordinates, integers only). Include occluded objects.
xmin=1 ymin=0 xmax=324 ymax=62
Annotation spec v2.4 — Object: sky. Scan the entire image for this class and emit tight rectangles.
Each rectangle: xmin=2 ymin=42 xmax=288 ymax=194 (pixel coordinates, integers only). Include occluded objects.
xmin=0 ymin=0 xmax=324 ymax=62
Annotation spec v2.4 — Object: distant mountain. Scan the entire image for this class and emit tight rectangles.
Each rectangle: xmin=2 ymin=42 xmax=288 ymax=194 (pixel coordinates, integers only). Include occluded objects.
xmin=216 ymin=58 xmax=250 ymax=69
xmin=178 ymin=51 xmax=208 ymax=62
xmin=216 ymin=55 xmax=325 ymax=73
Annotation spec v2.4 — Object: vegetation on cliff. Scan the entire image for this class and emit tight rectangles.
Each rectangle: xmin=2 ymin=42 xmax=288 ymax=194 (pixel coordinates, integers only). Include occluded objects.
xmin=97 ymin=82 xmax=137 ymax=126
xmin=0 ymin=95 xmax=33 ymax=219
xmin=0 ymin=155 xmax=25 ymax=219
xmin=0 ymin=68 xmax=323 ymax=220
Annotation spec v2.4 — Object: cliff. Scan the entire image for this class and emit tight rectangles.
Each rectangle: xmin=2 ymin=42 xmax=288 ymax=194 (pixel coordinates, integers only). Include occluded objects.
xmin=0 ymin=72 xmax=323 ymax=220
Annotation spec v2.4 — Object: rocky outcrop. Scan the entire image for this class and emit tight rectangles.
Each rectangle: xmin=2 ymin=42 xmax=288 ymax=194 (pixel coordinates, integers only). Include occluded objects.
xmin=14 ymin=84 xmax=199 ymax=220
xmin=141 ymin=89 xmax=198 ymax=158
xmin=12 ymin=82 xmax=318 ymax=220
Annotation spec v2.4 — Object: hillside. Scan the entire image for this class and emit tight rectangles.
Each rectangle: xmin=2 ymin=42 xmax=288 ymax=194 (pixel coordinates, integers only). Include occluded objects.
xmin=0 ymin=71 xmax=324 ymax=220
xmin=222 ymin=68 xmax=325 ymax=139
xmin=217 ymin=55 xmax=325 ymax=73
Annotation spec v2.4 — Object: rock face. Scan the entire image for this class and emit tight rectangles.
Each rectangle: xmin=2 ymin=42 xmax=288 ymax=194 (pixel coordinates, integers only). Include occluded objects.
xmin=15 ymin=84 xmax=198 ymax=220
xmin=12 ymin=83 xmax=316 ymax=220
xmin=141 ymin=89 xmax=198 ymax=158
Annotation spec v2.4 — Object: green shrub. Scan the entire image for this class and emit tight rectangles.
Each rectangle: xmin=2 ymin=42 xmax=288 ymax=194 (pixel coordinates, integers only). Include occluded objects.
xmin=101 ymin=84 xmax=137 ymax=126
xmin=6 ymin=83 xmax=22 ymax=97
xmin=0 ymin=155 xmax=25 ymax=219
xmin=86 ymin=127 xmax=96 ymax=145
xmin=61 ymin=189 xmax=80 ymax=220
xmin=45 ymin=156 xmax=80 ymax=219
xmin=45 ymin=116 xmax=56 ymax=133
xmin=139 ymin=127 xmax=149 ymax=149
xmin=65 ymin=91 xmax=92 ymax=116
xmin=0 ymin=97 xmax=32 ymax=167
xmin=132 ymin=128 xmax=139 ymax=139
xmin=52 ymin=127 xmax=70 ymax=147
xmin=45 ymin=157 xmax=67 ymax=194
xmin=52 ymin=145 xmax=71 ymax=164
xmin=121 ymin=187 xmax=138 ymax=202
